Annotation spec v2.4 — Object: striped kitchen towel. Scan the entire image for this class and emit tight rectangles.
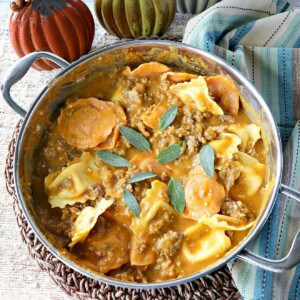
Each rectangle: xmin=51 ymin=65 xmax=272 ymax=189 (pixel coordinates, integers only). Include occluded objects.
xmin=183 ymin=0 xmax=300 ymax=299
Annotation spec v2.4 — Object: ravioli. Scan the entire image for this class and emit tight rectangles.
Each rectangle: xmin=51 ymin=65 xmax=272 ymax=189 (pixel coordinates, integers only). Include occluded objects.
xmin=130 ymin=180 xmax=175 ymax=239
xmin=123 ymin=62 xmax=170 ymax=77
xmin=182 ymin=222 xmax=231 ymax=263
xmin=130 ymin=235 xmax=156 ymax=266
xmin=45 ymin=153 xmax=101 ymax=208
xmin=228 ymin=124 xmax=261 ymax=152
xmin=230 ymin=152 xmax=265 ymax=197
xmin=170 ymin=76 xmax=224 ymax=116
xmin=161 ymin=71 xmax=198 ymax=82
xmin=77 ymin=218 xmax=130 ymax=273
xmin=183 ymin=166 xmax=225 ymax=220
xmin=142 ymin=102 xmax=169 ymax=129
xmin=69 ymin=197 xmax=114 ymax=247
xmin=182 ymin=214 xmax=254 ymax=263
xmin=201 ymin=214 xmax=255 ymax=230
xmin=129 ymin=181 xmax=170 ymax=266
xmin=58 ymin=98 xmax=126 ymax=149
xmin=129 ymin=181 xmax=179 ymax=266
xmin=205 ymin=75 xmax=240 ymax=115
xmin=97 ymin=102 xmax=128 ymax=150
xmin=208 ymin=133 xmax=241 ymax=169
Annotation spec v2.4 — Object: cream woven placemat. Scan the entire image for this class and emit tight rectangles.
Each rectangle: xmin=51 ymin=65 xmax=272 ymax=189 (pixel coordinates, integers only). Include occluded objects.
xmin=0 ymin=12 xmax=192 ymax=300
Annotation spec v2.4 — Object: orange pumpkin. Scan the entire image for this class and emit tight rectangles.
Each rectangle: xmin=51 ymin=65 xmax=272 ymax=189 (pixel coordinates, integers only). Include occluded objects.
xmin=9 ymin=0 xmax=95 ymax=71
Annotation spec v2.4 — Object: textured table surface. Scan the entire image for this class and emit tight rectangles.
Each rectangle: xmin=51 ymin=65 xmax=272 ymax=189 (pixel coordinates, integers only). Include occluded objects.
xmin=0 ymin=3 xmax=192 ymax=299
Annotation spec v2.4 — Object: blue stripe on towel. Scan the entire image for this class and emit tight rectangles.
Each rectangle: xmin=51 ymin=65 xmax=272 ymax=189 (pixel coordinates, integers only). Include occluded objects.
xmin=183 ymin=1 xmax=300 ymax=299
xmin=229 ymin=22 xmax=256 ymax=49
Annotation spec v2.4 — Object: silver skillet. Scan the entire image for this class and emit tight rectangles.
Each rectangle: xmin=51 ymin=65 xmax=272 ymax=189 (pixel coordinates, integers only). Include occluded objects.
xmin=2 ymin=41 xmax=300 ymax=289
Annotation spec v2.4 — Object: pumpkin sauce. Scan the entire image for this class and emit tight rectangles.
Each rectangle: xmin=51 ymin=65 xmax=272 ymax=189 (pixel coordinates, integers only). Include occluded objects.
xmin=31 ymin=62 xmax=266 ymax=283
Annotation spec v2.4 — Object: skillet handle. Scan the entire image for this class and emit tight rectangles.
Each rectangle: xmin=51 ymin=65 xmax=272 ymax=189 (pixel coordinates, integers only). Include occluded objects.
xmin=280 ymin=184 xmax=300 ymax=203
xmin=1 ymin=51 xmax=70 ymax=118
xmin=237 ymin=184 xmax=300 ymax=272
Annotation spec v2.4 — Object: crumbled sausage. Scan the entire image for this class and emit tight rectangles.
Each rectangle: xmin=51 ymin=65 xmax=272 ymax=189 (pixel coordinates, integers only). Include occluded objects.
xmin=218 ymin=161 xmax=242 ymax=191
xmin=43 ymin=146 xmax=57 ymax=159
xmin=221 ymin=197 xmax=254 ymax=222
xmin=156 ymin=231 xmax=183 ymax=257
xmin=59 ymin=178 xmax=73 ymax=190
xmin=160 ymin=172 xmax=170 ymax=182
xmin=219 ymin=114 xmax=235 ymax=123
xmin=186 ymin=135 xmax=198 ymax=154
xmin=127 ymin=87 xmax=143 ymax=105
xmin=204 ymin=125 xmax=227 ymax=141
xmin=154 ymin=255 xmax=182 ymax=279
xmin=88 ymin=184 xmax=104 ymax=198
xmin=149 ymin=211 xmax=170 ymax=235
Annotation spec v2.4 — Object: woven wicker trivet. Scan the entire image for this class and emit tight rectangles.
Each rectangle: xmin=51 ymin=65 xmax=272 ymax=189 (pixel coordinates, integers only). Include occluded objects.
xmin=4 ymin=36 xmax=242 ymax=298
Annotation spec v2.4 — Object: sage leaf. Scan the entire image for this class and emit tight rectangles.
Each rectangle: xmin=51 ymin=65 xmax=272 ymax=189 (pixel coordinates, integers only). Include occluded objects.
xmin=159 ymin=106 xmax=178 ymax=131
xmin=157 ymin=144 xmax=181 ymax=164
xmin=119 ymin=126 xmax=151 ymax=152
xmin=168 ymin=177 xmax=185 ymax=215
xmin=199 ymin=145 xmax=215 ymax=178
xmin=97 ymin=150 xmax=131 ymax=167
xmin=123 ymin=189 xmax=141 ymax=217
xmin=179 ymin=140 xmax=186 ymax=154
xmin=127 ymin=172 xmax=156 ymax=184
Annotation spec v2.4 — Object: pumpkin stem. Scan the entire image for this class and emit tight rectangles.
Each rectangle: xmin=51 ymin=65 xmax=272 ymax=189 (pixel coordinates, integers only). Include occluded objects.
xmin=10 ymin=0 xmax=28 ymax=11
xmin=32 ymin=0 xmax=67 ymax=17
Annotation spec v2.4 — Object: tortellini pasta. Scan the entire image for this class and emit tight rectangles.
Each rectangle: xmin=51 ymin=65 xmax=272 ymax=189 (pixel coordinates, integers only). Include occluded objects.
xmin=208 ymin=133 xmax=241 ymax=169
xmin=228 ymin=123 xmax=261 ymax=152
xmin=182 ymin=222 xmax=231 ymax=263
xmin=69 ymin=197 xmax=114 ymax=247
xmin=170 ymin=76 xmax=224 ymax=116
xmin=230 ymin=152 xmax=265 ymax=197
xmin=45 ymin=153 xmax=101 ymax=208
xmin=129 ymin=180 xmax=177 ymax=266
xmin=129 ymin=180 xmax=176 ymax=240
xmin=182 ymin=214 xmax=254 ymax=263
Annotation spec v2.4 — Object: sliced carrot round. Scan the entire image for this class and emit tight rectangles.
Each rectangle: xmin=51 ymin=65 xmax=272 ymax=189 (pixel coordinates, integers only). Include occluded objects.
xmin=58 ymin=98 xmax=117 ymax=149
xmin=183 ymin=165 xmax=225 ymax=220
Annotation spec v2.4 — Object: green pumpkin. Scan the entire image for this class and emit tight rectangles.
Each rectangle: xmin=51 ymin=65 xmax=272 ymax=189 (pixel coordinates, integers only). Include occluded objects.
xmin=94 ymin=0 xmax=176 ymax=38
